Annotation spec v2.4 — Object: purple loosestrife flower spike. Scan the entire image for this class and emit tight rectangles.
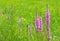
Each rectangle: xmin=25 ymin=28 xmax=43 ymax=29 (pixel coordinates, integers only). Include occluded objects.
xmin=39 ymin=16 xmax=43 ymax=34
xmin=46 ymin=4 xmax=50 ymax=41
xmin=39 ymin=17 xmax=42 ymax=28
xmin=28 ymin=24 xmax=32 ymax=37
xmin=46 ymin=5 xmax=50 ymax=26
xmin=35 ymin=12 xmax=39 ymax=32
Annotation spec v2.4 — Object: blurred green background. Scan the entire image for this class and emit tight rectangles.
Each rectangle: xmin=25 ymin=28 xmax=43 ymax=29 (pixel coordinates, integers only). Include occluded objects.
xmin=0 ymin=0 xmax=60 ymax=41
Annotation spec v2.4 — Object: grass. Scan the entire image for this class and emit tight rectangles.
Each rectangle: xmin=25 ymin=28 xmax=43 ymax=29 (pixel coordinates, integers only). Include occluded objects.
xmin=0 ymin=0 xmax=60 ymax=41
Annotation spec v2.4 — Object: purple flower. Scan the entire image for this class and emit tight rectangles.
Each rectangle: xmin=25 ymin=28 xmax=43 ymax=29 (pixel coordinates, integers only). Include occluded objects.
xmin=39 ymin=17 xmax=43 ymax=33
xmin=35 ymin=11 xmax=43 ymax=33
xmin=35 ymin=12 xmax=39 ymax=32
xmin=39 ymin=17 xmax=42 ymax=28
xmin=46 ymin=5 xmax=50 ymax=26
xmin=46 ymin=4 xmax=50 ymax=41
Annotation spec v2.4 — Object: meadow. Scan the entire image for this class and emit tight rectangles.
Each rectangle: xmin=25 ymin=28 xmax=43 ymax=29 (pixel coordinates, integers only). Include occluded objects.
xmin=0 ymin=0 xmax=60 ymax=41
